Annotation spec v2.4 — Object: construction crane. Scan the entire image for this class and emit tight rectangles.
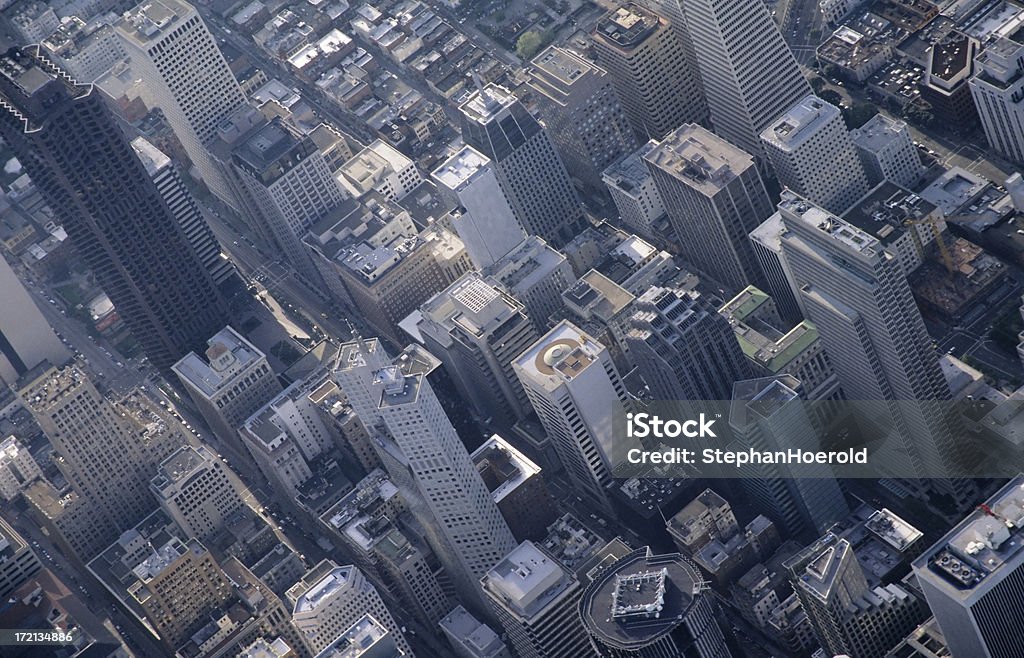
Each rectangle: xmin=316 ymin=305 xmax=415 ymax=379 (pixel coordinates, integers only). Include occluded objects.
xmin=904 ymin=214 xmax=955 ymax=276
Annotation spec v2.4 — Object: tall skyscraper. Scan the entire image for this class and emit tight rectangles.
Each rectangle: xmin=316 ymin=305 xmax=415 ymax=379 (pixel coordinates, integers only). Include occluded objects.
xmin=682 ymin=0 xmax=811 ymax=161
xmin=789 ymin=533 xmax=925 ymax=658
xmin=0 ymin=518 xmax=42 ymax=601
xmin=116 ymin=0 xmax=247 ymax=207
xmin=371 ymin=351 xmax=517 ymax=610
xmin=761 ymin=95 xmax=870 ymax=214
xmin=729 ymin=376 xmax=850 ymax=535
xmin=480 ymin=541 xmax=592 ymax=658
xmin=913 ymin=475 xmax=1024 ymax=658
xmin=579 ymin=546 xmax=733 ymax=657
xmin=17 ymin=364 xmax=176 ymax=559
xmin=0 ymin=47 xmax=228 ymax=371
xmin=0 ymin=254 xmax=67 ymax=385
xmin=749 ymin=213 xmax=804 ymax=324
xmin=231 ymin=117 xmax=346 ymax=284
xmin=645 ymin=124 xmax=772 ymax=291
xmin=288 ymin=560 xmax=411 ymax=656
xmin=592 ymin=4 xmax=708 ymax=140
xmin=412 ymin=274 xmax=538 ymax=427
xmin=430 ymin=146 xmax=526 ymax=269
xmin=628 ymin=285 xmax=754 ymax=401
xmin=525 ymin=46 xmax=638 ymax=191
xmin=459 ymin=81 xmax=584 ymax=246
xmin=776 ymin=191 xmax=971 ymax=506
xmin=969 ymin=35 xmax=1024 ymax=165
xmin=131 ymin=136 xmax=234 ymax=285
xmin=513 ymin=321 xmax=629 ymax=514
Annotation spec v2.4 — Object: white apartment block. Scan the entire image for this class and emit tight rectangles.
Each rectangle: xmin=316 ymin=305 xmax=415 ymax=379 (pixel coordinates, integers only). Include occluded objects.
xmin=513 ymin=321 xmax=629 ymax=514
xmin=761 ymin=95 xmax=869 ymax=214
xmin=288 ymin=561 xmax=411 ymax=656
xmin=431 ymin=146 xmax=525 ymax=269
xmin=602 ymin=140 xmax=665 ymax=239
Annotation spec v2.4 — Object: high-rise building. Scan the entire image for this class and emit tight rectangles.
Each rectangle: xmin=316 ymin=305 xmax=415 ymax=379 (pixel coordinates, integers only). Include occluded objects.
xmin=17 ymin=364 xmax=177 ymax=559
xmin=173 ymin=326 xmax=283 ymax=444
xmin=481 ymin=541 xmax=592 ymax=658
xmin=776 ymin=192 xmax=971 ymax=506
xmin=483 ymin=236 xmax=574 ymax=333
xmin=665 ymin=488 xmax=739 ymax=555
xmin=969 ymin=34 xmax=1024 ymax=165
xmin=0 ymin=47 xmax=228 ymax=371
xmin=0 ymin=253 xmax=67 ymax=385
xmin=130 ymin=136 xmax=234 ymax=285
xmin=513 ymin=321 xmax=629 ymax=514
xmin=412 ymin=274 xmax=538 ymax=427
xmin=850 ymin=114 xmax=924 ymax=189
xmin=749 ymin=213 xmax=804 ymax=324
xmin=0 ymin=435 xmax=42 ymax=501
xmin=525 ymin=46 xmax=638 ymax=191
xmin=730 ymin=376 xmax=850 ymax=535
xmin=116 ymin=0 xmax=247 ymax=207
xmin=788 ymin=533 xmax=925 ymax=658
xmin=682 ymin=0 xmax=810 ymax=161
xmin=40 ymin=16 xmax=127 ymax=84
xmin=440 ymin=605 xmax=512 ymax=658
xmin=579 ymin=546 xmax=732 ymax=657
xmin=592 ymin=4 xmax=708 ymax=140
xmin=761 ymin=95 xmax=870 ymax=214
xmin=628 ymin=285 xmax=753 ymax=400
xmin=231 ymin=117 xmax=346 ymax=284
xmin=471 ymin=435 xmax=558 ymax=543
xmin=371 ymin=353 xmax=517 ymax=609
xmin=430 ymin=146 xmax=526 ymax=270
xmin=459 ymin=81 xmax=584 ymax=246
xmin=315 ymin=614 xmax=406 ymax=658
xmin=602 ymin=140 xmax=667 ymax=240
xmin=913 ymin=475 xmax=1024 ymax=658
xmin=645 ymin=124 xmax=771 ymax=291
xmin=127 ymin=536 xmax=233 ymax=650
xmin=0 ymin=518 xmax=42 ymax=601
xmin=720 ymin=287 xmax=843 ymax=408
xmin=288 ymin=560 xmax=411 ymax=656
xmin=150 ymin=445 xmax=248 ymax=543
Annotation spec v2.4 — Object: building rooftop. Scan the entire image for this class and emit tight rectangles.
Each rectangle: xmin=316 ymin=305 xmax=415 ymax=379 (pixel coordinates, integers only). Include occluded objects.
xmin=130 ymin=136 xmax=172 ymax=177
xmin=580 ymin=547 xmax=707 ymax=651
xmin=865 ymin=508 xmax=923 ymax=552
xmin=459 ymin=82 xmax=516 ymax=125
xmin=484 ymin=236 xmax=565 ymax=293
xmin=513 ymin=320 xmax=603 ymax=389
xmin=914 ymin=475 xmax=1024 ymax=597
xmin=471 ymin=435 xmax=541 ymax=504
xmin=602 ymin=140 xmax=658 ymax=198
xmin=562 ymin=270 xmax=635 ymax=323
xmin=293 ymin=565 xmax=352 ymax=613
xmin=151 ymin=445 xmax=215 ymax=494
xmin=431 ymin=145 xmax=491 ymax=192
xmin=439 ymin=605 xmax=506 ymax=657
xmin=314 ymin=614 xmax=396 ymax=657
xmin=172 ymin=326 xmax=267 ymax=399
xmin=779 ymin=190 xmax=883 ymax=256
xmin=594 ymin=4 xmax=661 ymax=50
xmin=339 ymin=139 xmax=414 ymax=197
xmin=528 ymin=45 xmax=604 ymax=103
xmin=762 ymin=95 xmax=840 ymax=151
xmin=118 ymin=0 xmax=194 ymax=47
xmin=850 ymin=113 xmax=908 ymax=153
xmin=482 ymin=541 xmax=574 ymax=619
xmin=645 ymin=124 xmax=753 ymax=196
xmin=232 ymin=118 xmax=311 ymax=185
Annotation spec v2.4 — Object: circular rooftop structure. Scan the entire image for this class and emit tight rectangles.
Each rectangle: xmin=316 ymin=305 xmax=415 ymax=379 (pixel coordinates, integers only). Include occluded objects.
xmin=579 ymin=547 xmax=721 ymax=654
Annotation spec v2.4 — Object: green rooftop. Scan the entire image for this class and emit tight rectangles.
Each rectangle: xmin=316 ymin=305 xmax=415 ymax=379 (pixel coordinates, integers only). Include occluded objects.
xmin=720 ymin=285 xmax=771 ymax=323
